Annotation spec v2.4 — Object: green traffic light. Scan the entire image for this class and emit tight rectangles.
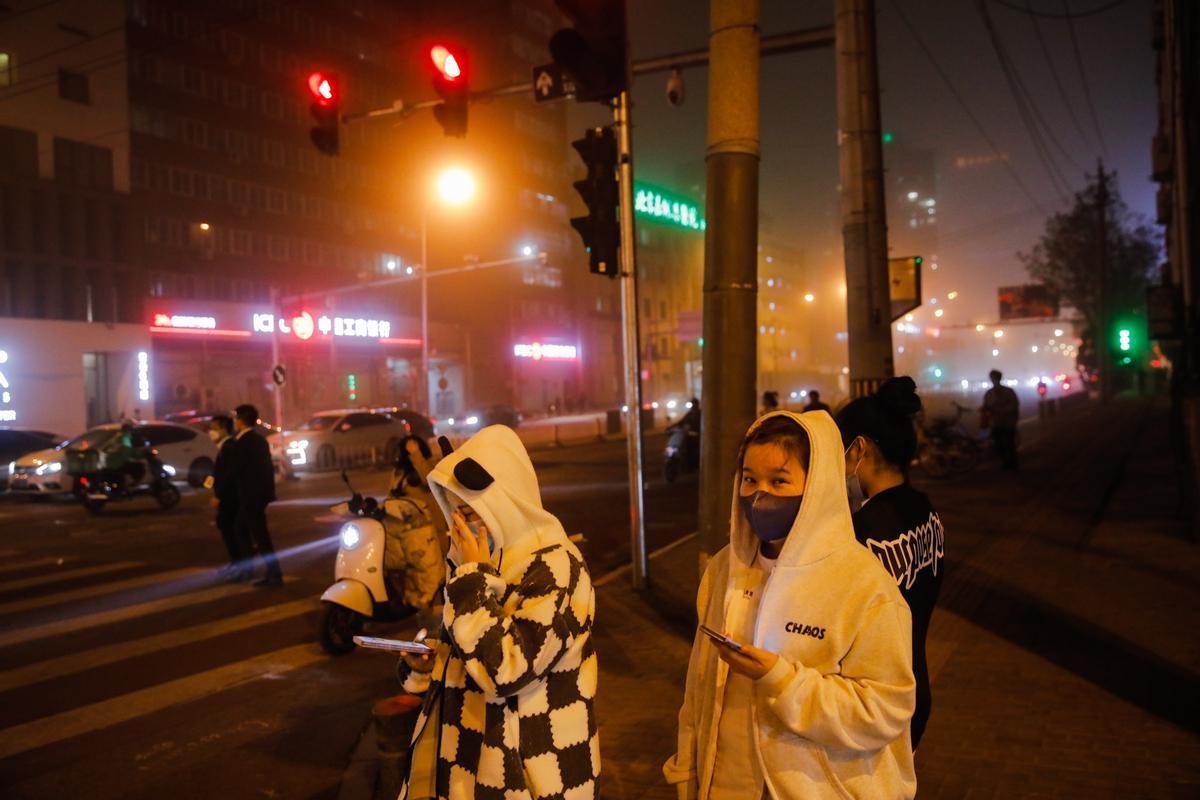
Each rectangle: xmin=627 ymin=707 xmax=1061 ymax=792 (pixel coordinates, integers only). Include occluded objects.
xmin=1117 ymin=328 xmax=1131 ymax=352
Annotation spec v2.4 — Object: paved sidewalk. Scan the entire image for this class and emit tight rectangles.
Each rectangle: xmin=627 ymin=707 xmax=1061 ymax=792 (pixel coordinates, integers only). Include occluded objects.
xmin=343 ymin=396 xmax=1200 ymax=799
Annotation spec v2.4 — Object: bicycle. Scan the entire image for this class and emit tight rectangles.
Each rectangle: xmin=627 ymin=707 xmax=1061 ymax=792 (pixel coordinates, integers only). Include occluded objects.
xmin=916 ymin=401 xmax=983 ymax=479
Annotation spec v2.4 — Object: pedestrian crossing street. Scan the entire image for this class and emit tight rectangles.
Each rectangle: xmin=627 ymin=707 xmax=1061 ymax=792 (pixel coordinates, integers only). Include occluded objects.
xmin=0 ymin=553 xmax=360 ymax=769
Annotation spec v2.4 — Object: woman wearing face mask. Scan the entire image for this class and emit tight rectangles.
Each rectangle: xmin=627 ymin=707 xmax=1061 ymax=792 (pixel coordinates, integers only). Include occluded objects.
xmin=837 ymin=376 xmax=944 ymax=750
xmin=664 ymin=412 xmax=917 ymax=800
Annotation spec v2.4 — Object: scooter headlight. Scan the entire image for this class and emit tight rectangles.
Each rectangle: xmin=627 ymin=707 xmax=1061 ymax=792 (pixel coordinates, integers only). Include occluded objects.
xmin=162 ymin=464 xmax=176 ymax=476
xmin=340 ymin=523 xmax=362 ymax=550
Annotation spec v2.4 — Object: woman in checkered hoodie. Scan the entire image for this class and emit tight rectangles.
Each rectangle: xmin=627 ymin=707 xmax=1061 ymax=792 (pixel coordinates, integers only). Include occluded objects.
xmin=397 ymin=425 xmax=599 ymax=800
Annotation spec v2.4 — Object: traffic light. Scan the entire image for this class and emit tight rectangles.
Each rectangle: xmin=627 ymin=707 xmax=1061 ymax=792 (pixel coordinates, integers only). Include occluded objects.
xmin=1117 ymin=328 xmax=1131 ymax=352
xmin=569 ymin=126 xmax=619 ymax=278
xmin=430 ymin=44 xmax=468 ymax=137
xmin=550 ymin=0 xmax=628 ymax=103
xmin=307 ymin=72 xmax=340 ymax=155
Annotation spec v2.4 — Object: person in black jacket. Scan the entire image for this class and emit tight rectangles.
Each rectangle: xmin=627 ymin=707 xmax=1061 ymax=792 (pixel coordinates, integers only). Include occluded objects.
xmin=836 ymin=377 xmax=944 ymax=750
xmin=206 ymin=415 xmax=251 ymax=582
xmin=232 ymin=404 xmax=282 ymax=587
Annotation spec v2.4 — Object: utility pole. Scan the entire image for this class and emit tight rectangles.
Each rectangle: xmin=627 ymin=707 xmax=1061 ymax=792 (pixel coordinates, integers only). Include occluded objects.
xmin=1096 ymin=159 xmax=1111 ymax=403
xmin=269 ymin=287 xmax=283 ymax=430
xmin=614 ymin=89 xmax=648 ymax=589
xmin=835 ymin=0 xmax=893 ymax=398
xmin=698 ymin=0 xmax=760 ymax=564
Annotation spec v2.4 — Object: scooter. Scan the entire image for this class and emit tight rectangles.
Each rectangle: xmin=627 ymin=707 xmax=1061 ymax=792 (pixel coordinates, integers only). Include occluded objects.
xmin=72 ymin=449 xmax=181 ymax=513
xmin=663 ymin=426 xmax=700 ymax=483
xmin=318 ymin=472 xmax=428 ymax=655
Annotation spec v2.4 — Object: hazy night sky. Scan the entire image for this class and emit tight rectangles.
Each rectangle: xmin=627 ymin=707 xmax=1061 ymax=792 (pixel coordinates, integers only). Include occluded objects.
xmin=573 ymin=0 xmax=1158 ymax=325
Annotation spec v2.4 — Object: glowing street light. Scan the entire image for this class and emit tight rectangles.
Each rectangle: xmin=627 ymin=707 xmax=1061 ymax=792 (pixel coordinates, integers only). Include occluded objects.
xmin=436 ymin=167 xmax=476 ymax=206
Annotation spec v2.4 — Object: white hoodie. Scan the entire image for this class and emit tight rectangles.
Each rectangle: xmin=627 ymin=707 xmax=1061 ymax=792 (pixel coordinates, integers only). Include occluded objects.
xmin=664 ymin=411 xmax=917 ymax=800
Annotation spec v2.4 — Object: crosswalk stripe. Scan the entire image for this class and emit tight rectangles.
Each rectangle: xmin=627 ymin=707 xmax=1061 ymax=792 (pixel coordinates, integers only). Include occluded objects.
xmin=0 ymin=566 xmax=207 ymax=616
xmin=0 ymin=643 xmax=328 ymax=760
xmin=0 ymin=561 xmax=144 ymax=592
xmin=0 ymin=598 xmax=317 ymax=693
xmin=0 ymin=577 xmax=297 ymax=649
xmin=0 ymin=557 xmax=69 ymax=577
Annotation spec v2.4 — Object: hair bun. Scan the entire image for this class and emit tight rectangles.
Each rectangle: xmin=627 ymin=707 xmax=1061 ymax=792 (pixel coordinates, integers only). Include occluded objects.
xmin=875 ymin=376 xmax=922 ymax=418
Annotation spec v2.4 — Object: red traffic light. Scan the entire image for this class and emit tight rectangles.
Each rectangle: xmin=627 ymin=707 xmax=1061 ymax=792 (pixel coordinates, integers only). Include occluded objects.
xmin=430 ymin=45 xmax=463 ymax=81
xmin=307 ymin=72 xmax=337 ymax=106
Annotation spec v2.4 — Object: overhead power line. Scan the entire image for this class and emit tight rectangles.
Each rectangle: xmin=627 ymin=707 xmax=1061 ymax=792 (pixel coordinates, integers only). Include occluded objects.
xmin=885 ymin=0 xmax=1047 ymax=213
xmin=1062 ymin=0 xmax=1109 ymax=158
xmin=977 ymin=0 xmax=1078 ymax=200
xmin=1022 ymin=0 xmax=1095 ymax=153
xmin=991 ymin=0 xmax=1127 ymax=18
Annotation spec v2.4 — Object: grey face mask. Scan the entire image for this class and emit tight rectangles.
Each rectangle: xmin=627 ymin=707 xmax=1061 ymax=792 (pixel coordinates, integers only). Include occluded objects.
xmin=739 ymin=491 xmax=803 ymax=542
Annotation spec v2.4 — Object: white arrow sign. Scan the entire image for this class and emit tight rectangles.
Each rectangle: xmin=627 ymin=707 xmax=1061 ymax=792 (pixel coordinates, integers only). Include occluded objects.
xmin=535 ymin=70 xmax=554 ymax=97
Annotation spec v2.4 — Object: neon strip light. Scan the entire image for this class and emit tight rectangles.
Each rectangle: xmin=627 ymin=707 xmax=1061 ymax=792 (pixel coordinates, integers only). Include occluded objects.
xmin=513 ymin=343 xmax=578 ymax=361
xmin=150 ymin=326 xmax=252 ymax=338
xmin=379 ymin=338 xmax=423 ymax=346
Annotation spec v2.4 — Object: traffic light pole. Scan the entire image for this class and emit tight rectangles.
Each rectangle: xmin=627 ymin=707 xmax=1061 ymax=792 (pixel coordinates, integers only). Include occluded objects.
xmin=614 ymin=90 xmax=648 ymax=590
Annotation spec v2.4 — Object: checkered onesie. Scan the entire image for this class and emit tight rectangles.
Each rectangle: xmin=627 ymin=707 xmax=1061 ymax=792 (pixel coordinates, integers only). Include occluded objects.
xmin=398 ymin=541 xmax=598 ymax=800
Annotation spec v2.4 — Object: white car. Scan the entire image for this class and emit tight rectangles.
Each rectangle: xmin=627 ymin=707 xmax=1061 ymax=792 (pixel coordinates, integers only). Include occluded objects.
xmin=282 ymin=410 xmax=413 ymax=472
xmin=7 ymin=422 xmax=218 ymax=495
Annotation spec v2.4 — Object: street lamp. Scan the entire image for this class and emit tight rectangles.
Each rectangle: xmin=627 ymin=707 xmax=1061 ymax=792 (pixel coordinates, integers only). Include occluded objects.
xmin=421 ymin=166 xmax=477 ymax=412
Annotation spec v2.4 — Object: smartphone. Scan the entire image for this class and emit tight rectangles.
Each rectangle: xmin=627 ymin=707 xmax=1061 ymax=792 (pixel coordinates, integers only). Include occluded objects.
xmin=353 ymin=635 xmax=434 ymax=655
xmin=698 ymin=624 xmax=743 ymax=651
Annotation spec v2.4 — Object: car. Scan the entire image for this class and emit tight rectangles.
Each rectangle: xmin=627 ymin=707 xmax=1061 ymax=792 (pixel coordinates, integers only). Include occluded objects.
xmin=372 ymin=407 xmax=436 ymax=441
xmin=281 ymin=410 xmax=415 ymax=472
xmin=7 ymin=422 xmax=218 ymax=495
xmin=436 ymin=404 xmax=523 ymax=436
xmin=170 ymin=412 xmax=291 ymax=479
xmin=0 ymin=429 xmax=63 ymax=491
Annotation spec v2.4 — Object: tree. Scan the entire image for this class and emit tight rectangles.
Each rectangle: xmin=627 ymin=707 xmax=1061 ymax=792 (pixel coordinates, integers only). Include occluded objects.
xmin=1019 ymin=165 xmax=1161 ymax=372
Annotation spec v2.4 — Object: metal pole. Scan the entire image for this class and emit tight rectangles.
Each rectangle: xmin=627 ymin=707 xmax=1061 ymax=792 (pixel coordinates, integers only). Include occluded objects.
xmin=614 ymin=89 xmax=648 ymax=589
xmin=270 ymin=286 xmax=283 ymax=430
xmin=699 ymin=0 xmax=760 ymax=565
xmin=836 ymin=0 xmax=893 ymax=399
xmin=1097 ymin=160 xmax=1110 ymax=403
xmin=421 ymin=204 xmax=429 ymax=414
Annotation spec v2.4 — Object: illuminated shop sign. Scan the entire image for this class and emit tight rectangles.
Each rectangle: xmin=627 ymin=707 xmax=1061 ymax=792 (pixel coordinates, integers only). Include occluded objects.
xmin=150 ymin=309 xmax=412 ymax=345
xmin=137 ymin=351 xmax=151 ymax=402
xmin=634 ymin=183 xmax=706 ymax=231
xmin=513 ymin=342 xmax=579 ymax=361
xmin=0 ymin=349 xmax=14 ymax=422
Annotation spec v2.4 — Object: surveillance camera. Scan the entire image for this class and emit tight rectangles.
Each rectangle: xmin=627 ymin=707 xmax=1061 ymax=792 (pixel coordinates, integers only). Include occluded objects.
xmin=666 ymin=69 xmax=685 ymax=107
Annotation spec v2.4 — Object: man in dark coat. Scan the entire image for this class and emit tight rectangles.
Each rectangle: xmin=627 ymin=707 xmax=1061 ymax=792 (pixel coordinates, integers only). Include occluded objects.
xmin=232 ymin=404 xmax=282 ymax=586
xmin=206 ymin=415 xmax=251 ymax=582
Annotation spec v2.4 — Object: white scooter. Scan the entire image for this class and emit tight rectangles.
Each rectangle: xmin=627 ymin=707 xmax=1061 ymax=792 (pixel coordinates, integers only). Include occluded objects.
xmin=318 ymin=472 xmax=426 ymax=655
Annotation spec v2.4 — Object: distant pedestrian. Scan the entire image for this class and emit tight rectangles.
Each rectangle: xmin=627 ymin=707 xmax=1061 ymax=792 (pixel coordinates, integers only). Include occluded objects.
xmin=206 ymin=415 xmax=251 ymax=582
xmin=982 ymin=370 xmax=1020 ymax=470
xmin=232 ymin=404 xmax=282 ymax=587
xmin=760 ymin=390 xmax=780 ymax=416
xmin=837 ymin=376 xmax=945 ymax=750
xmin=665 ymin=411 xmax=916 ymax=799
xmin=804 ymin=389 xmax=831 ymax=415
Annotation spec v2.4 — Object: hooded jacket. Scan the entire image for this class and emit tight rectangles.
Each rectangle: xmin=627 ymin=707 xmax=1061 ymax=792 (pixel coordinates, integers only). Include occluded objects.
xmin=663 ymin=411 xmax=916 ymax=800
xmin=398 ymin=425 xmax=598 ymax=800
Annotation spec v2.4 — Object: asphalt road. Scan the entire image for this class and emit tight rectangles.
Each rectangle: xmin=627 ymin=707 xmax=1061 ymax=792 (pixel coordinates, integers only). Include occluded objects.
xmin=0 ymin=431 xmax=697 ymax=800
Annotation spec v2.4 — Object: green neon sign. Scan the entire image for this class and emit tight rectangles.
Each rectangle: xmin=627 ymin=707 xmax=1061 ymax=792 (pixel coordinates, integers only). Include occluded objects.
xmin=634 ymin=183 xmax=706 ymax=231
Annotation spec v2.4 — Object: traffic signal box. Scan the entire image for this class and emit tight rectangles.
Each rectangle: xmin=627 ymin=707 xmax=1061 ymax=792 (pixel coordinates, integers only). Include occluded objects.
xmin=570 ymin=127 xmax=619 ymax=278
xmin=550 ymin=0 xmax=628 ymax=103
xmin=307 ymin=72 xmax=340 ymax=155
xmin=430 ymin=44 xmax=469 ymax=138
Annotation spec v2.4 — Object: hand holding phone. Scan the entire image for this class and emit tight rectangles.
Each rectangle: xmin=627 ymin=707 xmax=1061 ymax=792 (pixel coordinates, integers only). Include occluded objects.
xmin=698 ymin=624 xmax=743 ymax=651
xmin=353 ymin=635 xmax=435 ymax=655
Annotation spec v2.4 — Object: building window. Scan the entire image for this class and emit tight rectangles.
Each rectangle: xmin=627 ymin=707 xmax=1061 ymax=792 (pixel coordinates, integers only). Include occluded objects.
xmin=267 ymin=188 xmax=286 ymax=213
xmin=58 ymin=69 xmax=89 ymax=104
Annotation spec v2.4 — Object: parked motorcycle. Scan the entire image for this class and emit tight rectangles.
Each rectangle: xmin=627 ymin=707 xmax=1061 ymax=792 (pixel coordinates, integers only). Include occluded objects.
xmin=663 ymin=425 xmax=700 ymax=483
xmin=71 ymin=448 xmax=181 ymax=513
xmin=318 ymin=472 xmax=435 ymax=655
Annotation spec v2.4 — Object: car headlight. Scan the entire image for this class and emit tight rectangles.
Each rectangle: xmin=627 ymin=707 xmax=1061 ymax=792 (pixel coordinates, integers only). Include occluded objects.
xmin=6 ymin=461 xmax=13 ymax=475
xmin=35 ymin=462 xmax=62 ymax=476
xmin=466 ymin=416 xmax=479 ymax=426
xmin=340 ymin=523 xmax=361 ymax=550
